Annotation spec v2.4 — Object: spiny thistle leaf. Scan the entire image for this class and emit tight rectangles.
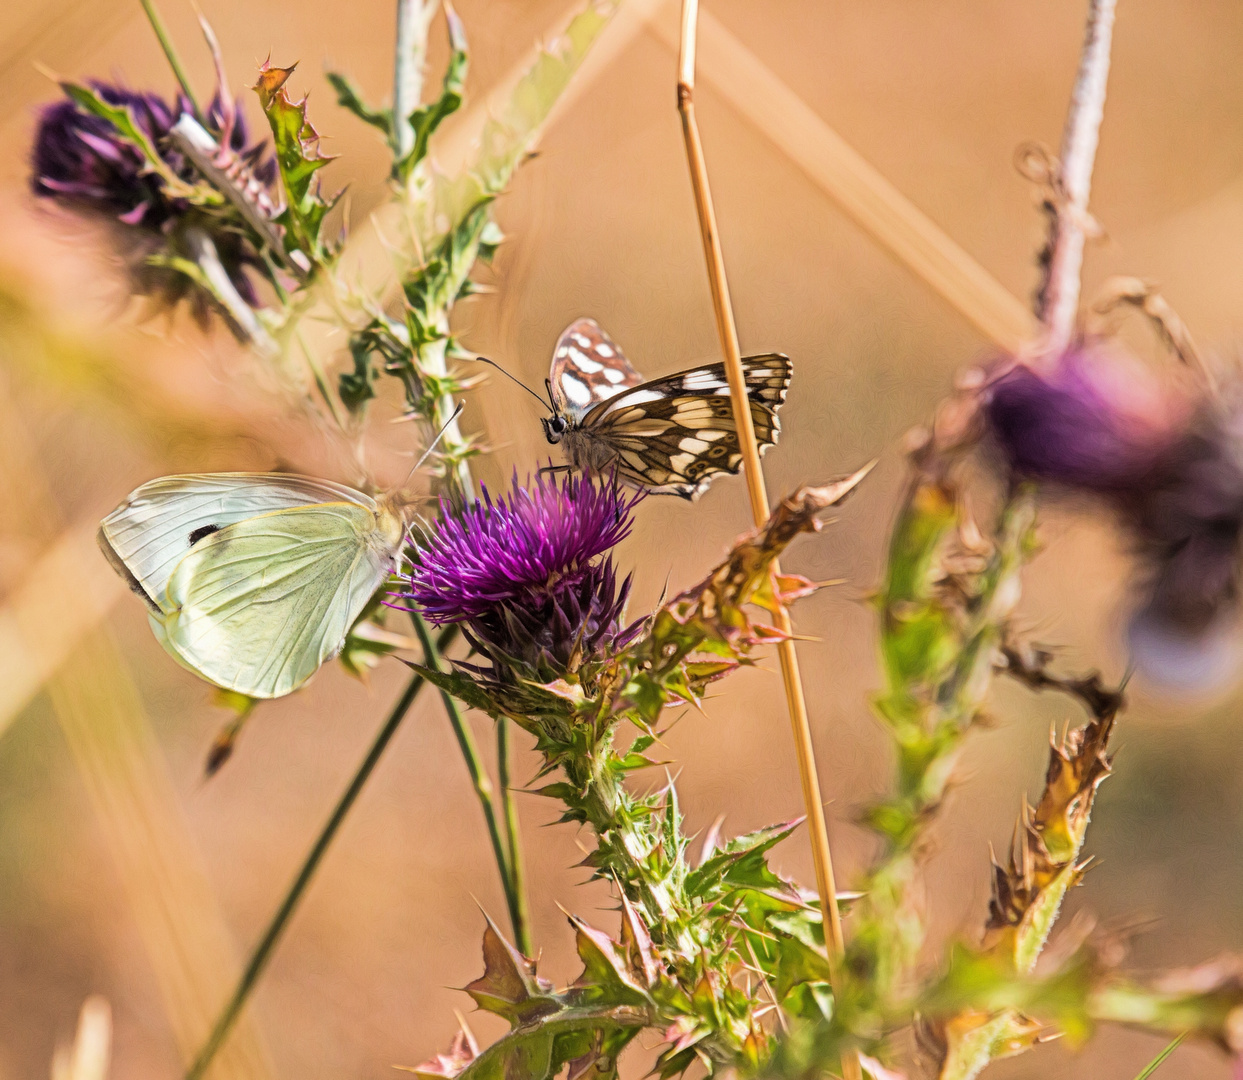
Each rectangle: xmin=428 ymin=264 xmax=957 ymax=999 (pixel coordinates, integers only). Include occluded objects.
xmin=254 ymin=60 xmax=337 ymax=268
xmin=440 ymin=915 xmax=651 ymax=1080
xmin=985 ymin=691 xmax=1121 ymax=970
xmin=449 ymin=1012 xmax=646 ymax=1080
xmin=404 ymin=1026 xmax=480 ymax=1080
xmin=618 ymin=892 xmax=660 ymax=988
xmin=685 ymin=819 xmax=802 ymax=899
xmin=618 ymin=469 xmax=871 ymax=724
xmin=874 ymin=477 xmax=960 ymax=718
xmin=464 ymin=913 xmax=558 ymax=1022
xmin=405 ymin=661 xmax=501 ymax=718
xmin=326 ymin=71 xmax=393 ymax=137
xmin=934 ymin=1009 xmax=1043 ymax=1080
xmin=567 ymin=913 xmax=656 ymax=1004
xmin=1032 ymin=708 xmax=1117 ymax=864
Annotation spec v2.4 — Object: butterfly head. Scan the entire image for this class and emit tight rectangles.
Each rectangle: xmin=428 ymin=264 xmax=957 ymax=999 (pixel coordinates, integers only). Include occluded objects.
xmin=541 ymin=413 xmax=570 ymax=444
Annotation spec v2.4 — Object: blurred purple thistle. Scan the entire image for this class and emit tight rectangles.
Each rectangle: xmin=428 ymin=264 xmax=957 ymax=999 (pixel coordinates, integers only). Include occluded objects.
xmin=984 ymin=343 xmax=1183 ymax=494
xmin=401 ymin=471 xmax=642 ymax=676
xmin=31 ymin=80 xmax=275 ymax=315
xmin=1124 ymin=393 xmax=1243 ymax=690
xmin=985 ymin=344 xmax=1243 ymax=690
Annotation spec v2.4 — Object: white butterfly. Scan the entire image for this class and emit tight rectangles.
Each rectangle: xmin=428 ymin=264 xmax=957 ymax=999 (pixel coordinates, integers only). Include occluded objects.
xmin=98 ymin=474 xmax=405 ymax=699
xmin=539 ymin=319 xmax=792 ymax=499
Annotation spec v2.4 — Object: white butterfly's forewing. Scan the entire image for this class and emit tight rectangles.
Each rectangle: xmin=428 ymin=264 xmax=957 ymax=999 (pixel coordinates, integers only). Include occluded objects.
xmin=549 ymin=318 xmax=643 ymax=421
xmin=158 ymin=503 xmax=397 ymax=699
xmin=572 ymin=355 xmax=792 ymax=498
xmin=98 ymin=473 xmax=377 ymax=611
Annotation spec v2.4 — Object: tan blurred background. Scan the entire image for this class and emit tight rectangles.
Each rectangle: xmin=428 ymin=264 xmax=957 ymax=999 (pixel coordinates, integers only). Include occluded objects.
xmin=2 ymin=1 xmax=1243 ymax=1077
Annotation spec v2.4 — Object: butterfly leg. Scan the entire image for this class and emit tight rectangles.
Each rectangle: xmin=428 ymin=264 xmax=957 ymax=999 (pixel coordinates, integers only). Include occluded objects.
xmin=537 ymin=464 xmax=574 ymax=477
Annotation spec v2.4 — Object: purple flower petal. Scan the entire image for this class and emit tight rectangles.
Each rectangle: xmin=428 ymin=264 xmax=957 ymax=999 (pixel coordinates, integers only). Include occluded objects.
xmin=401 ymin=471 xmax=641 ymax=677
xmin=30 ymin=79 xmax=275 ymax=315
xmin=985 ymin=345 xmax=1182 ymax=493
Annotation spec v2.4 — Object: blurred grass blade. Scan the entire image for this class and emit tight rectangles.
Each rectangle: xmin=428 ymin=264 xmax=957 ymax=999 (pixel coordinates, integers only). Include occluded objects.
xmin=49 ymin=632 xmax=276 ymax=1080
xmin=0 ymin=521 xmax=127 ymax=735
xmin=0 ymin=388 xmax=274 ymax=1078
xmin=330 ymin=0 xmax=666 ymax=296
xmin=645 ymin=5 xmax=1035 ymax=352
xmin=1133 ymin=1033 xmax=1185 ymax=1080
xmin=51 ymin=997 xmax=112 ymax=1080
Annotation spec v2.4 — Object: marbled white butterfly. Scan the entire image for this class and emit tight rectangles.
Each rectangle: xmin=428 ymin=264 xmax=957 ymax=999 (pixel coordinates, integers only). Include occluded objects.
xmin=540 ymin=318 xmax=792 ymax=499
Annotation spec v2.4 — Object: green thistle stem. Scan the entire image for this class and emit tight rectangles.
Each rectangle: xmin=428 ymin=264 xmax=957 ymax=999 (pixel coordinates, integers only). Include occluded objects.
xmin=497 ymin=718 xmax=531 ymax=956
xmin=412 ymin=613 xmax=530 ymax=955
xmin=392 ymin=0 xmax=434 ymax=161
xmin=138 ymin=0 xmax=203 ymax=121
xmin=184 ymin=645 xmax=451 ymax=1080
xmin=860 ymin=486 xmax=1037 ymax=996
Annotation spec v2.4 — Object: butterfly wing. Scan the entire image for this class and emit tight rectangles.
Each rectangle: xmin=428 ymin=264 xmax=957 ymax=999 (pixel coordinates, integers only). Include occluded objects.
xmin=98 ymin=473 xmax=378 ymax=613
xmin=578 ymin=354 xmax=792 ymax=498
xmin=157 ymin=503 xmax=397 ymax=699
xmin=549 ymin=318 xmax=644 ymax=420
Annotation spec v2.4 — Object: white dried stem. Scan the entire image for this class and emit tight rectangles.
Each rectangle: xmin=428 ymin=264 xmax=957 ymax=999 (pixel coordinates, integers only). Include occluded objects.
xmin=185 ymin=227 xmax=277 ymax=354
xmin=393 ymin=0 xmax=438 ymax=161
xmin=1040 ymin=0 xmax=1117 ymax=355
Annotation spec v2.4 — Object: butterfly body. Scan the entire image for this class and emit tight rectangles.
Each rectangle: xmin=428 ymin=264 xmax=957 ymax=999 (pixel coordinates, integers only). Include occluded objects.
xmin=99 ymin=473 xmax=405 ymax=698
xmin=543 ymin=319 xmax=792 ymax=499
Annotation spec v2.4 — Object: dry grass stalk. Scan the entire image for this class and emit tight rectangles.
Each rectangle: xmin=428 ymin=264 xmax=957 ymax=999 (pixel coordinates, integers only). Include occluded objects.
xmin=675 ymin=3 xmax=860 ymax=1078
xmin=646 ymin=4 xmax=1035 ymax=353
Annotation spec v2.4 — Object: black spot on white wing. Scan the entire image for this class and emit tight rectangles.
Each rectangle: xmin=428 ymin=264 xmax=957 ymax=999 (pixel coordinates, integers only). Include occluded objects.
xmin=188 ymin=524 xmax=221 ymax=546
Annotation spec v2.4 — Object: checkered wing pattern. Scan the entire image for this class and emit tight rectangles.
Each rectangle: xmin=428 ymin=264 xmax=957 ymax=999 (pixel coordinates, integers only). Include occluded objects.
xmin=577 ymin=355 xmax=792 ymax=498
xmin=549 ymin=318 xmax=643 ymax=420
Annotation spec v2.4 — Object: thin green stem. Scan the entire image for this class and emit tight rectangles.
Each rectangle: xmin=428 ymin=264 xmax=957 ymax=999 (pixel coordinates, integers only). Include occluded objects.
xmin=496 ymin=718 xmax=531 ymax=956
xmin=139 ymin=0 xmax=203 ymax=121
xmin=1133 ymin=1034 xmax=1186 ymax=1080
xmin=411 ymin=613 xmax=529 ymax=952
xmin=184 ymin=646 xmax=449 ymax=1080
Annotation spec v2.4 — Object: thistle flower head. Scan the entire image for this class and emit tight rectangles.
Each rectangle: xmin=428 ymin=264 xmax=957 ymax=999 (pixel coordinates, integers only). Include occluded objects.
xmin=984 ymin=344 xmax=1183 ymax=493
xmin=404 ymin=472 xmax=642 ymax=676
xmin=1125 ymin=395 xmax=1243 ymax=690
xmin=33 ymin=85 xmax=182 ymax=226
xmin=983 ymin=344 xmax=1243 ymax=689
xmin=31 ymin=81 xmax=274 ymax=312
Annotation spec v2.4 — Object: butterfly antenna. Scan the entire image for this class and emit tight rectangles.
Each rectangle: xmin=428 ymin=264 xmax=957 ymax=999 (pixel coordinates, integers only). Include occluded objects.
xmin=402 ymin=400 xmax=465 ymax=488
xmin=469 ymin=356 xmax=551 ymax=413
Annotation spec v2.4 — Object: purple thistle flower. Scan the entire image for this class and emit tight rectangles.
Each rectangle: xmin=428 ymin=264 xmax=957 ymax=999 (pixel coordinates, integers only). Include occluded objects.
xmin=403 ymin=472 xmax=642 ymax=677
xmin=986 ymin=345 xmax=1243 ymax=691
xmin=984 ymin=344 xmax=1184 ymax=494
xmin=31 ymin=81 xmax=274 ymax=314
xmin=1124 ymin=396 xmax=1243 ymax=690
